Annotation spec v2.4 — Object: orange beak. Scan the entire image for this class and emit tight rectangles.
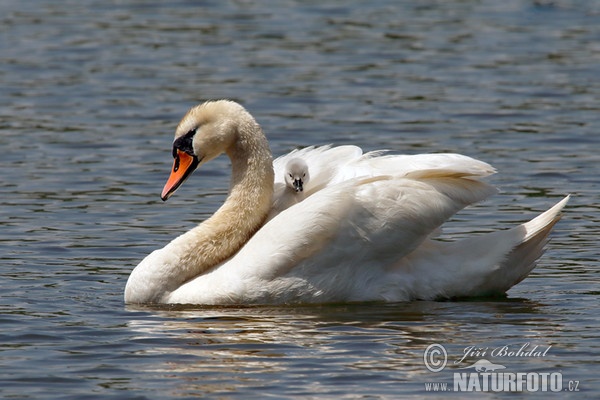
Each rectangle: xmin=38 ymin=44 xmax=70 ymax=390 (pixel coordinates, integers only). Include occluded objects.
xmin=161 ymin=150 xmax=199 ymax=201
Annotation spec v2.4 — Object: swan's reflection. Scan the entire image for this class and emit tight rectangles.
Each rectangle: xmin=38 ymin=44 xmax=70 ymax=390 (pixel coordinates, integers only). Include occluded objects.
xmin=123 ymin=300 xmax=563 ymax=396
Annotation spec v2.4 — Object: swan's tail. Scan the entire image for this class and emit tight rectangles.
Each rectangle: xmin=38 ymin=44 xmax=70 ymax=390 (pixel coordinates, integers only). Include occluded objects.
xmin=493 ymin=195 xmax=570 ymax=290
xmin=397 ymin=196 xmax=570 ymax=300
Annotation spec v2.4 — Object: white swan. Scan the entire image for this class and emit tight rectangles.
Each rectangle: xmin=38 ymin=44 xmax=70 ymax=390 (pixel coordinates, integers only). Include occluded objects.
xmin=285 ymin=158 xmax=310 ymax=193
xmin=269 ymin=158 xmax=310 ymax=217
xmin=124 ymin=100 xmax=569 ymax=305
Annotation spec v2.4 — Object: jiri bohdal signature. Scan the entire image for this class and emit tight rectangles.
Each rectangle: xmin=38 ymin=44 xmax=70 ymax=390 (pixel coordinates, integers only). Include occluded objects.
xmin=455 ymin=342 xmax=551 ymax=365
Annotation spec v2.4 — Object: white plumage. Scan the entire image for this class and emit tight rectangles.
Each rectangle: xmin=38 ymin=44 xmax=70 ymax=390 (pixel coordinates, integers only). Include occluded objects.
xmin=124 ymin=100 xmax=568 ymax=305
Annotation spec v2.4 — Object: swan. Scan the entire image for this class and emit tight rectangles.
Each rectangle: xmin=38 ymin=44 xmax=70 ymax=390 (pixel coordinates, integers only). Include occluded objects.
xmin=124 ymin=100 xmax=569 ymax=305
xmin=285 ymin=158 xmax=310 ymax=193
xmin=269 ymin=158 xmax=310 ymax=217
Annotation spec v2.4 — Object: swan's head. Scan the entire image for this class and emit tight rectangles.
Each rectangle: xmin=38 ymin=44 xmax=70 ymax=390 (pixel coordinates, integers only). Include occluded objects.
xmin=284 ymin=158 xmax=310 ymax=193
xmin=161 ymin=100 xmax=249 ymax=201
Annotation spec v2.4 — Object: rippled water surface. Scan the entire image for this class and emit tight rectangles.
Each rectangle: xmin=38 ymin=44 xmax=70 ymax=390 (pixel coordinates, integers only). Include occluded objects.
xmin=1 ymin=0 xmax=599 ymax=398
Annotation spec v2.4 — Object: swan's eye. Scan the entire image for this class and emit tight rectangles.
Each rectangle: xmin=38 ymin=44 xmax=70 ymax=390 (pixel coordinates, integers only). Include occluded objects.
xmin=172 ymin=128 xmax=197 ymax=157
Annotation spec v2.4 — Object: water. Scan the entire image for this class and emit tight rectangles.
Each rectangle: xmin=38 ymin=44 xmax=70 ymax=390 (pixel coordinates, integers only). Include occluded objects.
xmin=1 ymin=0 xmax=598 ymax=398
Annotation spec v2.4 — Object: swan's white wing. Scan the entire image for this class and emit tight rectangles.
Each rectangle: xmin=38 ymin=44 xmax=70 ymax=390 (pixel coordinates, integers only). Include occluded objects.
xmin=271 ymin=146 xmax=494 ymax=219
xmin=273 ymin=145 xmax=363 ymax=193
xmin=331 ymin=152 xmax=496 ymax=183
xmin=257 ymin=173 xmax=496 ymax=278
xmin=166 ymin=161 xmax=497 ymax=304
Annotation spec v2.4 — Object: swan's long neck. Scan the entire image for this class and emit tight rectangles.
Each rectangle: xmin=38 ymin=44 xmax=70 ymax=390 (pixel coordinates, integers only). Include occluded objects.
xmin=125 ymin=110 xmax=274 ymax=303
xmin=170 ymin=117 xmax=274 ymax=288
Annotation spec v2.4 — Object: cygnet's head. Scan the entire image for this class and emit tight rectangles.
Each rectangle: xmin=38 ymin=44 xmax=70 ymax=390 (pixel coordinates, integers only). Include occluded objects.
xmin=284 ymin=158 xmax=310 ymax=193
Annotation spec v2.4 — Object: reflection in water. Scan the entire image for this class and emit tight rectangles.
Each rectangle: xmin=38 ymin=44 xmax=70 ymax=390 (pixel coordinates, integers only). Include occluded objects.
xmin=124 ymin=300 xmax=567 ymax=396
